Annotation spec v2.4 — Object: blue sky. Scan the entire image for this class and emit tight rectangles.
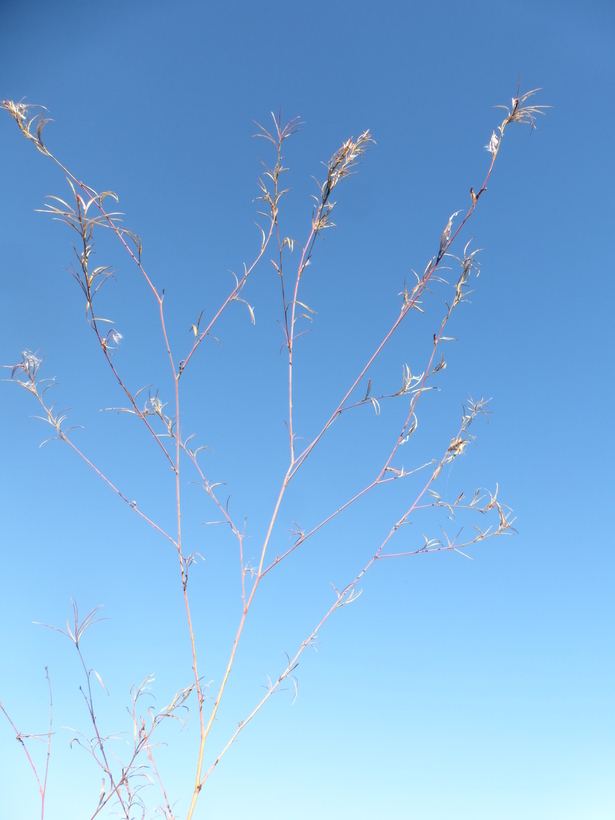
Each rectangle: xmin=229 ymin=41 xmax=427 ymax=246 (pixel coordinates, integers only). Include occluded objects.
xmin=1 ymin=1 xmax=614 ymax=818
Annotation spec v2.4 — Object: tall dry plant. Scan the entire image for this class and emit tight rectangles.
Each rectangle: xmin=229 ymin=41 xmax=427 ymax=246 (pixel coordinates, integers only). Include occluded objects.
xmin=1 ymin=84 xmax=547 ymax=819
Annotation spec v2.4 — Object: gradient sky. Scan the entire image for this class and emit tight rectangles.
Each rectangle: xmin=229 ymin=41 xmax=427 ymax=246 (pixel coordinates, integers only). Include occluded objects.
xmin=1 ymin=2 xmax=614 ymax=819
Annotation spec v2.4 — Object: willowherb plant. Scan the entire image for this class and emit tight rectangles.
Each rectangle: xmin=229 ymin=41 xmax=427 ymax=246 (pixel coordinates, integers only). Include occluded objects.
xmin=1 ymin=84 xmax=547 ymax=819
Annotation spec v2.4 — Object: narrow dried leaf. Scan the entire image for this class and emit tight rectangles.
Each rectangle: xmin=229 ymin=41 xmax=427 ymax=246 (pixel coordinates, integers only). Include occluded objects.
xmin=93 ymin=670 xmax=109 ymax=694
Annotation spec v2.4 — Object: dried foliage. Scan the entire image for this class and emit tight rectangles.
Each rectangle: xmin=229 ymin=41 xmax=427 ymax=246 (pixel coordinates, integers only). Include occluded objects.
xmin=1 ymin=84 xmax=546 ymax=818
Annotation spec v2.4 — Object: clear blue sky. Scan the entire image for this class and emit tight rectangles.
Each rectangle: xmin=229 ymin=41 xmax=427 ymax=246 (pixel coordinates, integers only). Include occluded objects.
xmin=1 ymin=2 xmax=614 ymax=818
